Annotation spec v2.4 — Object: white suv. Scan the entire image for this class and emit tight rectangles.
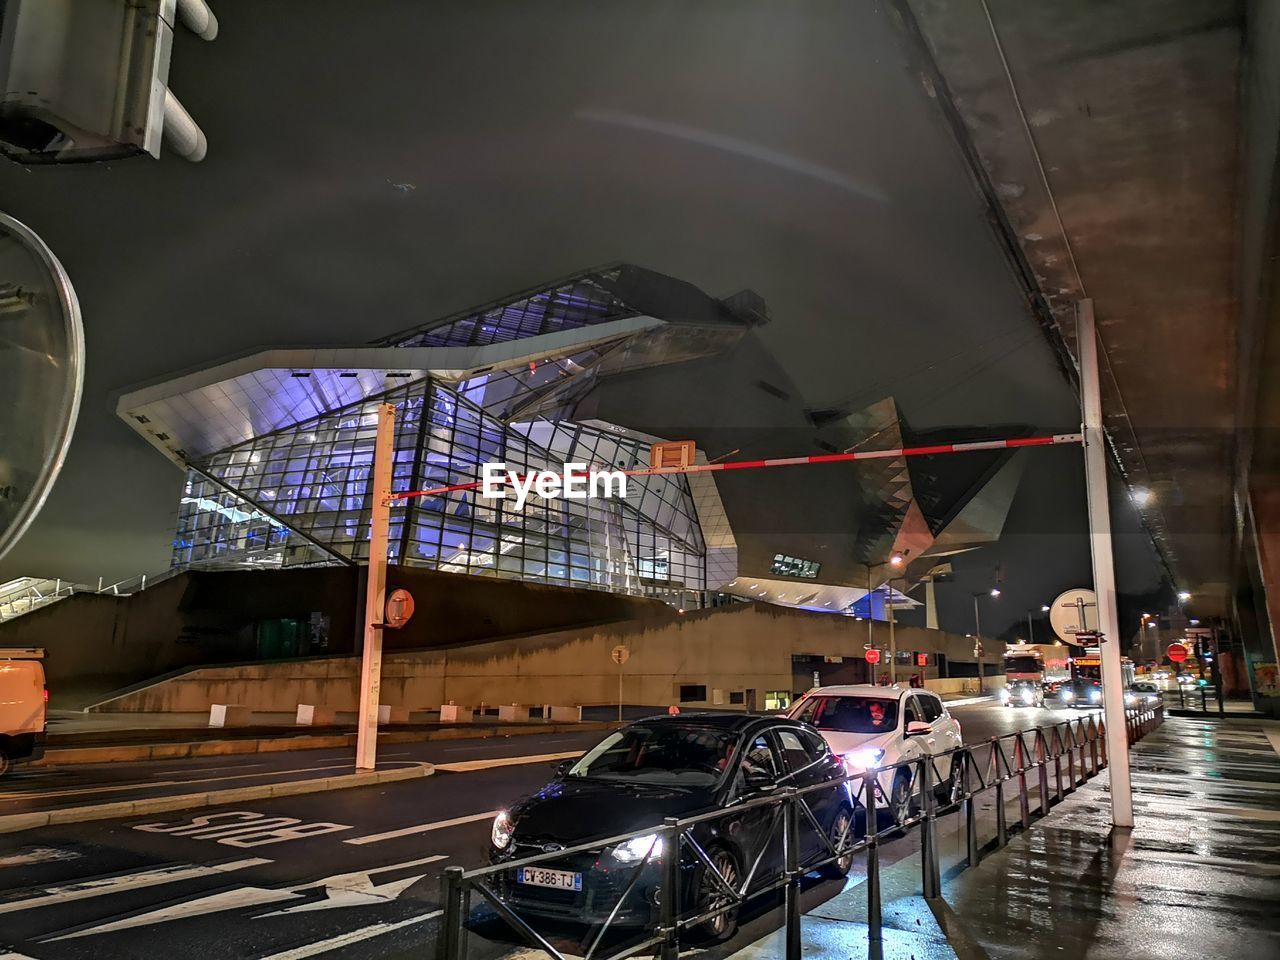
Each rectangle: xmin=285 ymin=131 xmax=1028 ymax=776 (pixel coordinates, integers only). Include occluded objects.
xmin=787 ymin=685 xmax=963 ymax=824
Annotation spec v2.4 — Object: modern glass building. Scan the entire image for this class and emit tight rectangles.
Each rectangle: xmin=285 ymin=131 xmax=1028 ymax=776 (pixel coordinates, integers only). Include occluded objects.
xmin=118 ymin=265 xmax=757 ymax=606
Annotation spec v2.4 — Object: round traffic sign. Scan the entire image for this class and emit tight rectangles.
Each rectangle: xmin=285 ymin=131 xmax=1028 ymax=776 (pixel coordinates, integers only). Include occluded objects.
xmin=864 ymin=648 xmax=881 ymax=665
xmin=1166 ymin=643 xmax=1188 ymax=664
xmin=611 ymin=645 xmax=630 ymax=665
xmin=384 ymin=588 xmax=414 ymax=628
xmin=1048 ymin=588 xmax=1097 ymax=643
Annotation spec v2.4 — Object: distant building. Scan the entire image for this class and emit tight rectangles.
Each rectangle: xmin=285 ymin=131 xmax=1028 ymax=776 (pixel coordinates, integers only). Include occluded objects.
xmin=118 ymin=265 xmax=1027 ymax=616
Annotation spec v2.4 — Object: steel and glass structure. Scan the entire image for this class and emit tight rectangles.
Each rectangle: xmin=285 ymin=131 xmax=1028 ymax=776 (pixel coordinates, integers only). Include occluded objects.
xmin=119 ymin=265 xmax=756 ymax=605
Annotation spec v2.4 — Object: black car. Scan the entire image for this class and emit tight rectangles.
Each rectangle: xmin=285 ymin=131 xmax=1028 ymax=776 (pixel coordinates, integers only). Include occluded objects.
xmin=488 ymin=714 xmax=856 ymax=941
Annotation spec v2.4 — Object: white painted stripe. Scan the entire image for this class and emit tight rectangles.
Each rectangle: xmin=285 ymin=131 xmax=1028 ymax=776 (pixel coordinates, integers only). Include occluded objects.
xmin=0 ymin=858 xmax=271 ymax=914
xmin=0 ymin=764 xmax=371 ymax=803
xmin=345 ymin=811 xmax=497 ymax=845
xmin=431 ymin=750 xmax=582 ymax=774
xmin=254 ymin=910 xmax=443 ymax=960
xmin=0 ymin=952 xmax=39 ymax=959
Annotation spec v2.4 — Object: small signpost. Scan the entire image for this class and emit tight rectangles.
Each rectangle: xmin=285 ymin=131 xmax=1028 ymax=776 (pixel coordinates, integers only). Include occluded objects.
xmin=611 ymin=645 xmax=630 ymax=723
xmin=865 ymin=648 xmax=881 ymax=664
xmin=384 ymin=589 xmax=414 ymax=629
xmin=1166 ymin=643 xmax=1188 ymax=664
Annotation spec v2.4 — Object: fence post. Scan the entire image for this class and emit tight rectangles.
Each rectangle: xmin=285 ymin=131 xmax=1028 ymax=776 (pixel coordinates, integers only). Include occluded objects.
xmin=962 ymin=757 xmax=977 ymax=870
xmin=783 ymin=790 xmax=802 ymax=960
xmin=864 ymin=770 xmax=883 ymax=946
xmin=438 ymin=866 xmax=466 ymax=960
xmin=994 ymin=746 xmax=1008 ymax=847
xmin=1090 ymin=718 xmax=1101 ymax=774
xmin=1014 ymin=735 xmax=1030 ymax=830
xmin=1035 ymin=732 xmax=1051 ymax=816
xmin=660 ymin=817 xmax=680 ymax=960
xmin=919 ymin=757 xmax=941 ymax=899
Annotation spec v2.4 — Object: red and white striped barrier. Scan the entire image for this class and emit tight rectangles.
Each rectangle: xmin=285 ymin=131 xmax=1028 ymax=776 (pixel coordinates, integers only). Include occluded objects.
xmin=390 ymin=433 xmax=1083 ymax=502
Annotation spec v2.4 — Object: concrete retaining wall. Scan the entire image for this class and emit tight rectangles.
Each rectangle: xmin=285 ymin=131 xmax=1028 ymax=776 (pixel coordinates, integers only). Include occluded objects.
xmin=92 ymin=602 xmax=1001 ymax=713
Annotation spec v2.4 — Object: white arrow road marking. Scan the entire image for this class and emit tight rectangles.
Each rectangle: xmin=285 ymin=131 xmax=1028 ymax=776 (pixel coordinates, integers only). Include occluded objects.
xmin=257 ymin=857 xmax=445 ymax=915
xmin=344 ymin=811 xmax=497 ymax=845
xmin=253 ymin=910 xmax=443 ymax=960
xmin=0 ymin=859 xmax=271 ymax=915
xmin=44 ymin=856 xmax=447 ymax=941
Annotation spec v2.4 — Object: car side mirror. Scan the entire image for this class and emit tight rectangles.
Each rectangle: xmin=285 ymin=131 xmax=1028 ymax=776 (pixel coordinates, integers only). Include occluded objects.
xmin=555 ymin=760 xmax=574 ymax=777
xmin=905 ymin=721 xmax=931 ymax=736
xmin=743 ymin=768 xmax=776 ymax=792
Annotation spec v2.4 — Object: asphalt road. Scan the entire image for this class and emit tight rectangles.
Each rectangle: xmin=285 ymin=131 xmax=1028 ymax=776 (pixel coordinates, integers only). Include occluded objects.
xmin=0 ymin=701 xmax=1098 ymax=960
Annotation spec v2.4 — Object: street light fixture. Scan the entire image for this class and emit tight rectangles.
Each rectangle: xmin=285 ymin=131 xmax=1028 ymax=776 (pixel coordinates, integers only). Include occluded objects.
xmin=890 ymin=552 xmax=905 ymax=567
xmin=990 ymin=587 xmax=1001 ymax=598
xmin=1177 ymin=591 xmax=1191 ymax=602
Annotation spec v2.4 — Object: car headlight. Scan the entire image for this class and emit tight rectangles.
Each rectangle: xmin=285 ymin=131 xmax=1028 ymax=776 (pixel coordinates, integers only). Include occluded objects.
xmin=1021 ymin=689 xmax=1035 ymax=705
xmin=611 ymin=833 xmax=663 ymax=863
xmin=842 ymin=747 xmax=886 ymax=772
xmin=1089 ymin=688 xmax=1102 ymax=701
xmin=1060 ymin=689 xmax=1074 ymax=701
xmin=491 ymin=811 xmax=514 ymax=850
xmin=998 ymin=688 xmax=1011 ymax=701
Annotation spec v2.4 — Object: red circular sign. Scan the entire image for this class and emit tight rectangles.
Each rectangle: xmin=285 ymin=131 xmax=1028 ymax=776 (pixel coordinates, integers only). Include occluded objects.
xmin=1166 ymin=643 xmax=1188 ymax=663
xmin=864 ymin=649 xmax=881 ymax=664
xmin=384 ymin=588 xmax=415 ymax=629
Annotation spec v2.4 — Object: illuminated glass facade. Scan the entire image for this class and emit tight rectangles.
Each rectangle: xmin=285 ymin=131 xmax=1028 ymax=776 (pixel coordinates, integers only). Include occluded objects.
xmin=165 ymin=266 xmax=756 ymax=605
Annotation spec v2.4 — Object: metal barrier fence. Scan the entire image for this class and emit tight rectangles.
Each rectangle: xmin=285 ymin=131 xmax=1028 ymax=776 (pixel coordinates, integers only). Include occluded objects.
xmin=437 ymin=704 xmax=1164 ymax=960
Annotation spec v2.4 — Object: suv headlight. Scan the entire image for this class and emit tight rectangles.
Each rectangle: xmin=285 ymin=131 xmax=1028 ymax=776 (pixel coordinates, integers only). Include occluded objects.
xmin=842 ymin=747 xmax=886 ymax=772
xmin=491 ymin=811 xmax=514 ymax=850
xmin=1060 ymin=689 xmax=1074 ymax=701
xmin=998 ymin=688 xmax=1011 ymax=702
xmin=611 ymin=833 xmax=663 ymax=862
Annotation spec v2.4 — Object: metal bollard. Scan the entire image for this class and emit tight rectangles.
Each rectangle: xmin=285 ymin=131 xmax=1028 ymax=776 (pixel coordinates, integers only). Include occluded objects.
xmin=864 ymin=769 xmax=883 ymax=946
xmin=438 ymin=866 xmax=467 ymax=960
xmin=995 ymin=776 xmax=1008 ymax=847
xmin=660 ymin=817 xmax=680 ymax=960
xmin=783 ymin=790 xmax=802 ymax=960
xmin=920 ymin=758 xmax=941 ymax=899
xmin=1090 ymin=725 xmax=1100 ymax=775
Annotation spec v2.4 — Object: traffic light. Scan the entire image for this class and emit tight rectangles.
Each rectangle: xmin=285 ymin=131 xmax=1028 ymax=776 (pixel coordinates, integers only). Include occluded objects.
xmin=0 ymin=0 xmax=218 ymax=164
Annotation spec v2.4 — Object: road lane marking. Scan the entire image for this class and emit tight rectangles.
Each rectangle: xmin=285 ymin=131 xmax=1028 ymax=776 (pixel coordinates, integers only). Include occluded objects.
xmin=0 ymin=858 xmax=271 ymax=914
xmin=0 ymin=952 xmax=39 ymax=959
xmin=432 ymin=750 xmax=581 ymax=773
xmin=0 ymin=763 xmax=379 ymax=803
xmin=46 ymin=856 xmax=449 ymax=940
xmin=254 ymin=910 xmax=443 ymax=959
xmin=345 ymin=811 xmax=498 ymax=845
xmin=0 ymin=847 xmax=82 ymax=867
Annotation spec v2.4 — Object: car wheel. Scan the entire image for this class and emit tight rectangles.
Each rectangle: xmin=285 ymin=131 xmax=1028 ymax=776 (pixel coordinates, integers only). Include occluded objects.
xmin=819 ymin=805 xmax=856 ymax=878
xmin=696 ymin=845 xmax=741 ymax=943
xmin=0 ymin=745 xmax=10 ymax=779
xmin=935 ymin=758 xmax=962 ymax=807
xmin=890 ymin=771 xmax=913 ymax=826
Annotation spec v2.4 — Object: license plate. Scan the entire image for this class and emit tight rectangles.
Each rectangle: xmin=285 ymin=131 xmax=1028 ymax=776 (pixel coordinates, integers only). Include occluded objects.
xmin=517 ymin=867 xmax=582 ymax=891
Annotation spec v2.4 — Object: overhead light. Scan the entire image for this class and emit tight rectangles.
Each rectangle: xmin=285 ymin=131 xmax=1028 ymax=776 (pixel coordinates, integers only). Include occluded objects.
xmin=1190 ymin=618 xmax=1200 ymax=626
xmin=1177 ymin=591 xmax=1191 ymax=602
xmin=889 ymin=552 xmax=904 ymax=567
xmin=1131 ymin=487 xmax=1153 ymax=507
xmin=1146 ymin=621 xmax=1157 ymax=629
xmin=990 ymin=587 xmax=1001 ymax=598
xmin=1041 ymin=604 xmax=1050 ymax=612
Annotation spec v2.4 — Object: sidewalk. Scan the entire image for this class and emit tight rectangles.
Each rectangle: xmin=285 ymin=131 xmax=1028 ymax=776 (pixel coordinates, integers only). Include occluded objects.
xmin=732 ymin=714 xmax=1280 ymax=960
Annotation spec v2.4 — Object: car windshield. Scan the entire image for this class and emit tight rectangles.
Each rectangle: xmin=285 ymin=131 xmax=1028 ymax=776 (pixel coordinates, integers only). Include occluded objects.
xmin=565 ymin=723 xmax=736 ymax=787
xmin=793 ymin=695 xmax=899 ymax=733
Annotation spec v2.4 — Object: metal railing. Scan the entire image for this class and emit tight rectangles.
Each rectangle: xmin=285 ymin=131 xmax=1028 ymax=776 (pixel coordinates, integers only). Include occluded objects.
xmin=436 ymin=704 xmax=1163 ymax=960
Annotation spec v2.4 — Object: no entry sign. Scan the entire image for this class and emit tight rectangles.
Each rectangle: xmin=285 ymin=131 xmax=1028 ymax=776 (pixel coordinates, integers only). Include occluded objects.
xmin=865 ymin=649 xmax=881 ymax=665
xmin=1167 ymin=643 xmax=1189 ymax=663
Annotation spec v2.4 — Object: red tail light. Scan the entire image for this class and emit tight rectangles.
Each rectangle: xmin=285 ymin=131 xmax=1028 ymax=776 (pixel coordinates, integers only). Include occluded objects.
xmin=42 ymin=688 xmax=49 ymax=703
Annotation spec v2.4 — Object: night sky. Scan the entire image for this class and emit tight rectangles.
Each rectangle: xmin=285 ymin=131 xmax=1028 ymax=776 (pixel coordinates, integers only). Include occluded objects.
xmin=0 ymin=0 xmax=1168 ymax=637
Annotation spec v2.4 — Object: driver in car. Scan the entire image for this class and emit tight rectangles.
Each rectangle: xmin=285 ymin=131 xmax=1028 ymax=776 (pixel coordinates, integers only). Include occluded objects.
xmin=868 ymin=700 xmax=891 ymax=729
